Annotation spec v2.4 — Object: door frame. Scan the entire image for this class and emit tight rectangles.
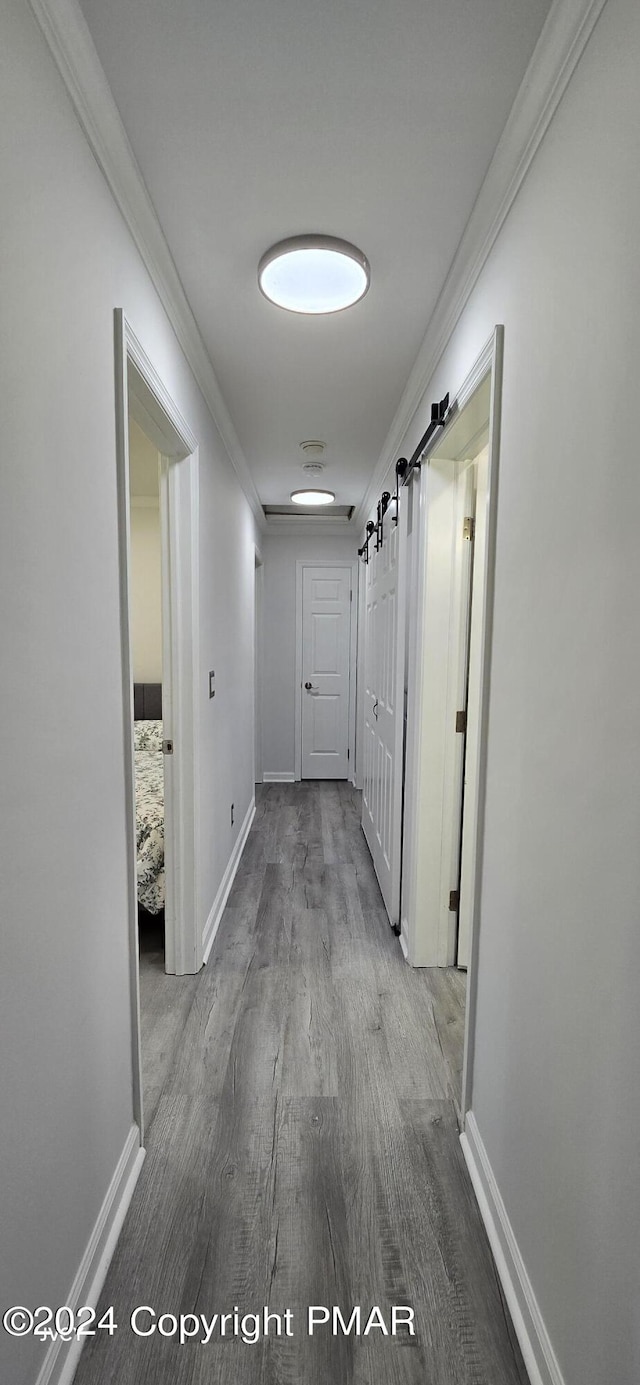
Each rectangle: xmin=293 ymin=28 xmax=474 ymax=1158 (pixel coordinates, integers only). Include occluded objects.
xmin=294 ymin=559 xmax=358 ymax=783
xmin=400 ymin=326 xmax=503 ymax=1124
xmin=114 ymin=311 xmax=201 ymax=1132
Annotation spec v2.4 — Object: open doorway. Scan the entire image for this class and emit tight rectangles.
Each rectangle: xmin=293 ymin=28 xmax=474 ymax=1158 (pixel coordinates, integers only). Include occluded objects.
xmin=127 ymin=417 xmax=167 ymax=1031
xmin=400 ymin=328 xmax=503 ymax=1120
xmin=115 ymin=311 xmax=201 ymax=1137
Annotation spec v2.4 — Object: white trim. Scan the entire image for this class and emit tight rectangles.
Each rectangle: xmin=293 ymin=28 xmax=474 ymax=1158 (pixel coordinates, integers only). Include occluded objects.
xmin=294 ymin=559 xmax=358 ymax=782
xmin=438 ymin=460 xmax=476 ymax=965
xmin=354 ymin=0 xmax=609 ymax=530
xmin=158 ymin=447 xmax=201 ymax=975
xmin=35 ymin=1125 xmax=144 ymax=1385
xmin=28 ymin=0 xmax=264 ymax=530
xmin=201 ymin=796 xmax=256 ymax=964
xmin=444 ymin=333 xmax=496 ymax=422
xmin=262 ymin=771 xmax=296 ymax=783
xmin=460 ymin=326 xmax=504 ymax=1119
xmin=461 ymin=1113 xmax=566 ymax=1385
xmin=125 ymin=322 xmax=197 ymax=449
xmin=113 ymin=310 xmax=144 ymax=1133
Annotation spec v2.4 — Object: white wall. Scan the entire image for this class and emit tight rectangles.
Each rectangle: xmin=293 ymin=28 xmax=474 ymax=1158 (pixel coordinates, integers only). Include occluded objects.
xmin=0 ymin=3 xmax=259 ymax=1383
xmin=262 ymin=532 xmax=359 ymax=777
xmin=129 ymin=504 xmax=162 ymax=681
xmin=366 ymin=0 xmax=640 ymax=1380
xmin=128 ymin=418 xmax=162 ymax=681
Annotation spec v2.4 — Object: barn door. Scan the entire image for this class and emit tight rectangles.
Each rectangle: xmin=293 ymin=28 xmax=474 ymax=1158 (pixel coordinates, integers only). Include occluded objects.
xmin=362 ymin=506 xmax=406 ymax=927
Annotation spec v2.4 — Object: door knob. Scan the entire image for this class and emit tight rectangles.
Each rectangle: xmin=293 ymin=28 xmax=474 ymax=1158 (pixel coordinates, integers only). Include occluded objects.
xmin=305 ymin=681 xmax=319 ymax=692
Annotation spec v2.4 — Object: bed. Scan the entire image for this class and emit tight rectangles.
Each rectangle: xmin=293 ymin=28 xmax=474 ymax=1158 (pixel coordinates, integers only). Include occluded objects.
xmin=133 ymin=683 xmax=165 ymax=914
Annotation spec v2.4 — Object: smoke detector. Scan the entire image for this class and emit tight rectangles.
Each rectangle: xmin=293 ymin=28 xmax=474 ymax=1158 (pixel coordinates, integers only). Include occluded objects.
xmin=302 ymin=461 xmax=325 ymax=478
xmin=299 ymin=440 xmax=326 ymax=458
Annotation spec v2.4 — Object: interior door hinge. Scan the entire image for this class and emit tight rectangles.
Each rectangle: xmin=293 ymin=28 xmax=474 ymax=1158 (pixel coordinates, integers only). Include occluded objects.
xmin=449 ymin=889 xmax=460 ymax=912
xmin=455 ymin=709 xmax=467 ymax=733
xmin=347 ymin=748 xmax=350 ymax=760
xmin=162 ymin=738 xmax=174 ymax=755
xmin=463 ymin=516 xmax=475 ymax=541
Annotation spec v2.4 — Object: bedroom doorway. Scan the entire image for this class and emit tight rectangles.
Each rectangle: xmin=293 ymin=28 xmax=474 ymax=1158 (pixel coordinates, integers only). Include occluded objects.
xmin=115 ymin=312 xmax=200 ymax=1135
xmin=128 ymin=417 xmax=164 ymax=933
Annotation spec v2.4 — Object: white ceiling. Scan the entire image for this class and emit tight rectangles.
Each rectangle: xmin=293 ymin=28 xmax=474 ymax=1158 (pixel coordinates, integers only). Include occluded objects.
xmin=80 ymin=0 xmax=552 ymax=514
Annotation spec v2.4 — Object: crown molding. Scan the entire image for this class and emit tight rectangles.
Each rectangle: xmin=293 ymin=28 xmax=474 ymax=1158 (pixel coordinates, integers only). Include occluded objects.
xmin=29 ymin=0 xmax=265 ymax=530
xmin=354 ymin=0 xmax=609 ymax=531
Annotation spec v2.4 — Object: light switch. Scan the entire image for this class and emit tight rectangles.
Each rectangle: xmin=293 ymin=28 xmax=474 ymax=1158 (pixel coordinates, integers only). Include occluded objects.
xmin=209 ymin=670 xmax=215 ymax=698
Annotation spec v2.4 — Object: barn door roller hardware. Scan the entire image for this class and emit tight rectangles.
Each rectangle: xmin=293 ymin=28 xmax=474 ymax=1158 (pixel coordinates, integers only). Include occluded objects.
xmin=359 ymin=392 xmax=453 ymax=560
xmin=392 ymin=457 xmax=406 ymax=520
xmin=398 ymin=393 xmax=452 ymax=488
xmin=376 ymin=491 xmax=392 ymax=549
xmin=358 ymin=519 xmax=377 ymax=563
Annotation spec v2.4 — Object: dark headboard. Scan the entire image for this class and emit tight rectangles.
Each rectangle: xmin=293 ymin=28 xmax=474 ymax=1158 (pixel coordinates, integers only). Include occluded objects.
xmin=134 ymin=683 xmax=162 ymax=720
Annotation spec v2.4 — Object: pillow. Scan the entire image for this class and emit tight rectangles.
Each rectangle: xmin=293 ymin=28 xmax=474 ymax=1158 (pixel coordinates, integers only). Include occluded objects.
xmin=134 ymin=719 xmax=163 ymax=751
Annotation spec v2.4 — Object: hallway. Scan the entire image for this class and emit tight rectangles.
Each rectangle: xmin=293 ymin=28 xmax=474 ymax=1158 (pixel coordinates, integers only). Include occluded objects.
xmin=73 ymin=783 xmax=526 ymax=1385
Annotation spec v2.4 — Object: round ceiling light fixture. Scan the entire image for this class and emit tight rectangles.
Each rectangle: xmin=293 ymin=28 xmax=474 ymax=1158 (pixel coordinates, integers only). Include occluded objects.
xmin=290 ymin=488 xmax=336 ymax=506
xmin=259 ymin=235 xmax=370 ymax=314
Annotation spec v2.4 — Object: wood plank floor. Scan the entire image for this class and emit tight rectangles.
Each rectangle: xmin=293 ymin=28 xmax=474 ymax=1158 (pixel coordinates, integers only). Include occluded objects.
xmin=137 ymin=912 xmax=201 ymax=1135
xmin=73 ymin=782 xmax=526 ymax=1385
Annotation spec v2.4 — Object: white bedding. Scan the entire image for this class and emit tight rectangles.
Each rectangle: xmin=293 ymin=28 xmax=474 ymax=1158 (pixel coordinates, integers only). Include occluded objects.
xmin=133 ymin=722 xmax=165 ymax=914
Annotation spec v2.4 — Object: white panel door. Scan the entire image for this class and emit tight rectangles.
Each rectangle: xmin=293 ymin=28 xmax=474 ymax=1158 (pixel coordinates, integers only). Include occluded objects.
xmin=301 ymin=566 xmax=352 ymax=779
xmin=362 ymin=512 xmax=406 ymax=926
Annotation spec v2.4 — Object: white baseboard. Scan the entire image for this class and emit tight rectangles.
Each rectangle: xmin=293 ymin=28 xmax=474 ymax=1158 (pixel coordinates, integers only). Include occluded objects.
xmin=262 ymin=771 xmax=296 ymax=783
xmin=201 ymin=795 xmax=256 ymax=964
xmin=461 ymin=1113 xmax=565 ymax=1385
xmin=36 ymin=1124 xmax=144 ymax=1385
xmin=399 ymin=925 xmax=409 ymax=962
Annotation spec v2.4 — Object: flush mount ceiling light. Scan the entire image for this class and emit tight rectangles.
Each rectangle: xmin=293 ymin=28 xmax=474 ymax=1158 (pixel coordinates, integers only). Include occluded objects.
xmin=290 ymin=488 xmax=336 ymax=506
xmin=259 ymin=235 xmax=370 ymax=314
